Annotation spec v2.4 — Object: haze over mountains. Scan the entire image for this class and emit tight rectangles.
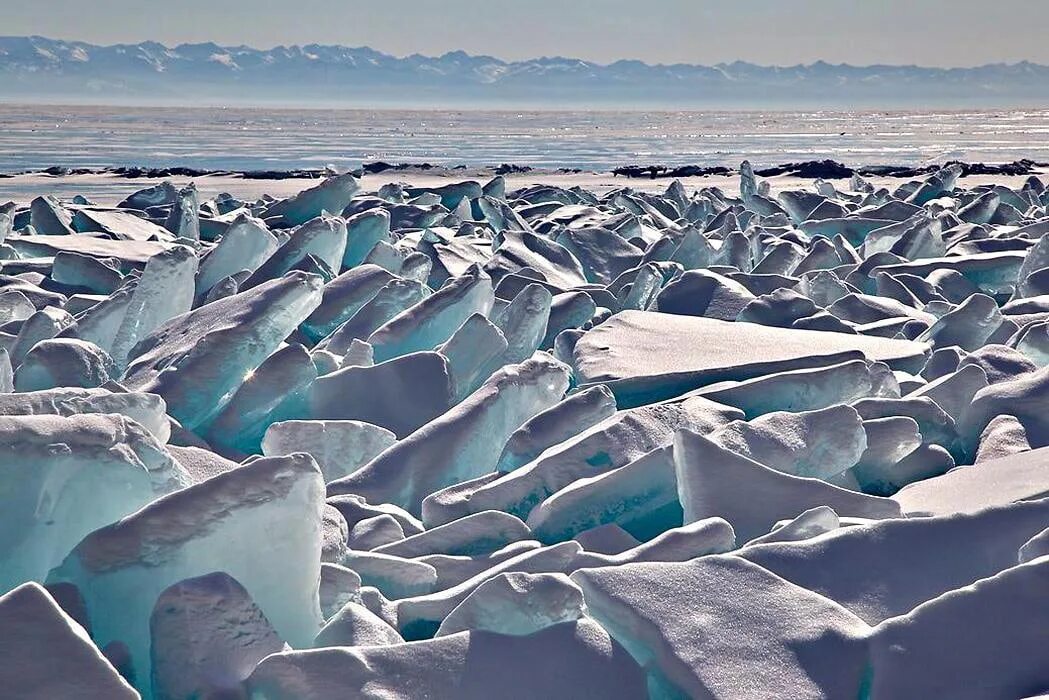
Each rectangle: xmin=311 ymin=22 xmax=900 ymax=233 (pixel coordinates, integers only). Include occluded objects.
xmin=2 ymin=35 xmax=1049 ymax=108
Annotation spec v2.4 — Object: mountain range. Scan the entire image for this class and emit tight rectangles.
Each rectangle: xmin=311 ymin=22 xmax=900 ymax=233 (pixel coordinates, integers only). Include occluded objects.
xmin=2 ymin=35 xmax=1049 ymax=107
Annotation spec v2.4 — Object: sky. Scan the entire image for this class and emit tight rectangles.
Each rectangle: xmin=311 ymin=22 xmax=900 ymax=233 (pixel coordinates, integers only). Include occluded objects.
xmin=6 ymin=0 xmax=1049 ymax=67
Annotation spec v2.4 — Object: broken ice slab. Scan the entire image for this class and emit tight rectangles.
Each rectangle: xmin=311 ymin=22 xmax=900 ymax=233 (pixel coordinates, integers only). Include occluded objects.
xmin=47 ymin=453 xmax=326 ymax=698
xmin=892 ymin=445 xmax=1049 ymax=516
xmin=674 ymin=428 xmax=899 ymax=542
xmin=0 ymin=386 xmax=170 ymax=442
xmin=328 ymin=354 xmax=570 ymax=515
xmin=739 ymin=497 xmax=1049 ymax=624
xmin=0 ymin=582 xmax=138 ymax=699
xmin=248 ymin=618 xmax=645 ymax=700
xmin=121 ymin=271 xmax=323 ymax=430
xmin=0 ymin=412 xmax=189 ymax=591
xmin=262 ymin=419 xmax=397 ymax=483
xmin=426 ymin=395 xmax=742 ymax=527
xmin=572 ymin=555 xmax=871 ymax=700
xmin=7 ymin=234 xmax=176 ymax=270
xmin=866 ymin=555 xmax=1049 ymax=700
xmin=149 ymin=572 xmax=286 ymax=700
xmin=571 ymin=310 xmax=929 ymax=407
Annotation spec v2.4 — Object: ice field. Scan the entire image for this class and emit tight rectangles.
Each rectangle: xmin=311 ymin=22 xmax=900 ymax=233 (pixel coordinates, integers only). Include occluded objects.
xmin=0 ymin=161 xmax=1047 ymax=699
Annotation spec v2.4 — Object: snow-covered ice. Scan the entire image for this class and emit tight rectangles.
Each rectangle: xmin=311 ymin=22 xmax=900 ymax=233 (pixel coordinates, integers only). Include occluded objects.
xmin=1 ymin=164 xmax=1048 ymax=698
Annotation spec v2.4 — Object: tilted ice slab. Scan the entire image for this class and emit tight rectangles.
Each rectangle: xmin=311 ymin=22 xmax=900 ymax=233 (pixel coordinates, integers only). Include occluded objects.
xmin=674 ymin=428 xmax=899 ymax=542
xmin=572 ymin=555 xmax=872 ymax=700
xmin=572 ymin=311 xmax=929 ymax=407
xmin=892 ymin=445 xmax=1049 ymax=516
xmin=0 ymin=386 xmax=170 ymax=442
xmin=262 ymin=419 xmax=396 ymax=483
xmin=867 ymin=555 xmax=1049 ymax=700
xmin=7 ymin=234 xmax=175 ymax=268
xmin=150 ymin=571 xmax=287 ymax=700
xmin=425 ymin=395 xmax=742 ymax=526
xmin=435 ymin=571 xmax=586 ymax=638
xmin=248 ymin=618 xmax=645 ymax=700
xmin=0 ymin=582 xmax=138 ymax=699
xmin=260 ymin=173 xmax=359 ymax=228
xmin=0 ymin=412 xmax=188 ymax=590
xmin=368 ymin=264 xmax=494 ymax=363
xmin=739 ymin=497 xmax=1049 ymax=624
xmin=307 ymin=351 xmax=454 ymax=438
xmin=47 ymin=453 xmax=326 ymax=698
xmin=329 ymin=354 xmax=570 ymax=515
xmin=195 ymin=213 xmax=279 ymax=295
xmin=110 ymin=244 xmax=198 ymax=370
xmin=122 ymin=271 xmax=323 ymax=430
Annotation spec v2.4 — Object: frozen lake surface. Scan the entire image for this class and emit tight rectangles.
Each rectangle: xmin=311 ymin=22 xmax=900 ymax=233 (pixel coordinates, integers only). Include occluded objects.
xmin=2 ymin=103 xmax=1049 ymax=172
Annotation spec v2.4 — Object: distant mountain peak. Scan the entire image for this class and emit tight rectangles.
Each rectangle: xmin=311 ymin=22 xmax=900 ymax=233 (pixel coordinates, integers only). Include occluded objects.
xmin=1 ymin=36 xmax=1047 ymax=107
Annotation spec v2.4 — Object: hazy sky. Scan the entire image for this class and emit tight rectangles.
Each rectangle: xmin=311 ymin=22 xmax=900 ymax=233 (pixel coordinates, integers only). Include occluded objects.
xmin=8 ymin=0 xmax=1049 ymax=67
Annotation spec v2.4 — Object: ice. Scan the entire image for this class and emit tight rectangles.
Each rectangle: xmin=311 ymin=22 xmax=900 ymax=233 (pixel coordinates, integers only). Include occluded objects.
xmin=12 ymin=305 xmax=76 ymax=366
xmin=709 ymin=405 xmax=868 ymax=479
xmin=430 ymin=396 xmax=742 ymax=526
xmin=374 ymin=511 xmax=531 ymax=559
xmin=0 ymin=582 xmax=137 ymax=698
xmin=866 ymin=555 xmax=1049 ymax=700
xmin=742 ymin=506 xmax=842 ymax=547
xmin=6 ymin=165 xmax=1049 ymax=696
xmin=260 ymin=173 xmax=359 ymax=227
xmin=110 ymin=244 xmax=198 ymax=370
xmin=329 ymin=354 xmax=570 ymax=514
xmin=316 ymin=278 xmax=431 ymax=354
xmin=654 ymin=269 xmax=756 ymax=319
xmin=740 ymin=498 xmax=1049 ymax=624
xmin=435 ymin=572 xmax=585 ymax=637
xmin=368 ymin=264 xmax=494 ymax=363
xmin=29 ymin=195 xmax=75 ymax=235
xmin=694 ymin=360 xmax=879 ymax=418
xmin=348 ymin=514 xmax=405 ymax=550
xmin=149 ymin=572 xmax=286 ymax=700
xmin=960 ymin=366 xmax=1049 ymax=451
xmin=572 ymin=555 xmax=871 ymax=700
xmin=47 ymin=454 xmax=325 ymax=696
xmin=892 ymin=446 xmax=1049 ymax=516
xmin=975 ymin=414 xmax=1032 ymax=463
xmin=327 ymin=494 xmax=424 ymax=536
xmin=14 ymin=338 xmax=115 ymax=391
xmin=242 ymin=215 xmax=348 ymax=289
xmin=122 ymin=271 xmax=323 ymax=430
xmin=204 ymin=343 xmax=317 ymax=455
xmin=571 ymin=311 xmax=929 ymax=407
xmin=493 ymin=283 xmax=553 ymax=364
xmin=0 ymin=386 xmax=170 ymax=441
xmin=0 ymin=412 xmax=187 ymax=590
xmin=164 ymin=185 xmax=200 ymax=242
xmin=850 ymin=416 xmax=925 ymax=494
xmin=436 ymin=313 xmax=508 ymax=399
xmin=51 ymin=251 xmax=124 ymax=294
xmin=1019 ymin=527 xmax=1049 ymax=562
xmin=342 ymin=551 xmax=438 ymax=600
xmin=314 ymin=600 xmax=403 ymax=647
xmin=526 ymin=445 xmax=679 ymax=544
xmin=195 ymin=213 xmax=279 ymax=295
xmin=495 ymin=385 xmax=617 ymax=473
xmin=248 ymin=618 xmax=645 ymax=700
xmin=262 ymin=419 xmax=396 ymax=482
xmin=674 ymin=428 xmax=899 ymax=541
xmin=318 ymin=563 xmax=362 ymax=619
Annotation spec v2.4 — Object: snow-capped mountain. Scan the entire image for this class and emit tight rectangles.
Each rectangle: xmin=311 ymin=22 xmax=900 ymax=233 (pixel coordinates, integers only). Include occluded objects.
xmin=2 ymin=35 xmax=1048 ymax=106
